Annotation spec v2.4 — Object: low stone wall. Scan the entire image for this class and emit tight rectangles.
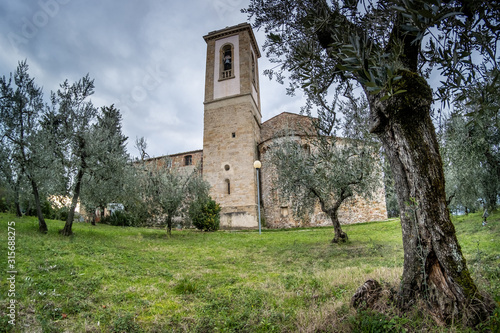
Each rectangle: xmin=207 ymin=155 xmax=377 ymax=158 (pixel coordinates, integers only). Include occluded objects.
xmin=219 ymin=205 xmax=259 ymax=229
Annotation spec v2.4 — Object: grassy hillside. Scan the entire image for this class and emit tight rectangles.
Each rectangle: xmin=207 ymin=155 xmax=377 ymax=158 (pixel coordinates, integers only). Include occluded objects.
xmin=0 ymin=212 xmax=498 ymax=332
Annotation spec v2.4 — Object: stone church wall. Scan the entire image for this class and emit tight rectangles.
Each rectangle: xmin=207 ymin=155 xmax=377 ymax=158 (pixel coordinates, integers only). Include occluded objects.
xmin=143 ymin=150 xmax=203 ymax=176
xmin=258 ymin=113 xmax=388 ymax=229
xmin=260 ymin=112 xmax=314 ymax=143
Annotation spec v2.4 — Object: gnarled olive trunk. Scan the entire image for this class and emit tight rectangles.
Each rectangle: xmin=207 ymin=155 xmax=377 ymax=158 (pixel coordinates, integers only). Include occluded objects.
xmin=166 ymin=214 xmax=172 ymax=236
xmin=14 ymin=200 xmax=22 ymax=218
xmin=316 ymin=193 xmax=348 ymax=243
xmin=91 ymin=210 xmax=96 ymax=226
xmin=30 ymin=178 xmax=48 ymax=233
xmin=60 ymin=168 xmax=84 ymax=236
xmin=328 ymin=208 xmax=348 ymax=244
xmin=14 ymin=181 xmax=22 ymax=217
xmin=367 ymin=71 xmax=491 ymax=325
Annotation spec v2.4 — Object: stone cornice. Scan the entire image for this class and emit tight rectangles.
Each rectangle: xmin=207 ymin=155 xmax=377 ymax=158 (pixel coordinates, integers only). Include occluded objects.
xmin=203 ymin=22 xmax=261 ymax=58
xmin=203 ymin=92 xmax=262 ymax=118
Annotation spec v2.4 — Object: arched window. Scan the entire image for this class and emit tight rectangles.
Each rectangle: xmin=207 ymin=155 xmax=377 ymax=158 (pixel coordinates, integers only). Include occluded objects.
xmin=225 ymin=179 xmax=231 ymax=195
xmin=302 ymin=144 xmax=311 ymax=155
xmin=220 ymin=44 xmax=234 ymax=80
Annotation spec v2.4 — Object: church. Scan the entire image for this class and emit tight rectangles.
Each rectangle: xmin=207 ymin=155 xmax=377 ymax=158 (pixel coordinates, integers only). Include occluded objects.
xmin=147 ymin=23 xmax=387 ymax=229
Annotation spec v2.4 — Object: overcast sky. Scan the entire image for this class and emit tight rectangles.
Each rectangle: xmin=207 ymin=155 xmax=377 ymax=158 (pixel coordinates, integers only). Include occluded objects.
xmin=0 ymin=0 xmax=306 ymax=158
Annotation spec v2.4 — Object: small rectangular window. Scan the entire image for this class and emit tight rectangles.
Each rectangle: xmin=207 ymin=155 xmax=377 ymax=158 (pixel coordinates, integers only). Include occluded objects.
xmin=232 ymin=132 xmax=236 ymax=138
xmin=281 ymin=206 xmax=289 ymax=217
xmin=184 ymin=155 xmax=192 ymax=166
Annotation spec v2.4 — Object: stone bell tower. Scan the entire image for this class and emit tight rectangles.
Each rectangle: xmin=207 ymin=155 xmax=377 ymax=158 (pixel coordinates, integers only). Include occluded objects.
xmin=202 ymin=23 xmax=262 ymax=228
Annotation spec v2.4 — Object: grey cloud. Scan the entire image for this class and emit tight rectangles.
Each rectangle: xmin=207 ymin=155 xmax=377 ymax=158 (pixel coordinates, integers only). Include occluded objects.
xmin=0 ymin=0 xmax=306 ymax=158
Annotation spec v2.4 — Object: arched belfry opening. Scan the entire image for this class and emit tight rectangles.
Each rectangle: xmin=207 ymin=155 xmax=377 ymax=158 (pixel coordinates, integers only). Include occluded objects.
xmin=221 ymin=44 xmax=233 ymax=79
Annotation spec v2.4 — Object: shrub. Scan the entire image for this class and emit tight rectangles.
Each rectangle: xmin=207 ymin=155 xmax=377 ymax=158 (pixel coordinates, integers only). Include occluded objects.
xmin=189 ymin=196 xmax=221 ymax=231
xmin=56 ymin=206 xmax=69 ymax=221
xmin=0 ymin=191 xmax=9 ymax=212
xmin=41 ymin=200 xmax=57 ymax=219
xmin=101 ymin=210 xmax=136 ymax=227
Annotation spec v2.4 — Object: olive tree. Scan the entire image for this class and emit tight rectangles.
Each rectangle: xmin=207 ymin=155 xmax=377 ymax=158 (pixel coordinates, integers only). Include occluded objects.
xmin=130 ymin=138 xmax=211 ymax=234
xmin=0 ymin=61 xmax=49 ymax=232
xmin=441 ymin=114 xmax=486 ymax=213
xmin=441 ymin=72 xmax=500 ymax=213
xmin=0 ymin=139 xmax=22 ymax=216
xmin=269 ymin=96 xmax=381 ymax=243
xmin=245 ymin=0 xmax=497 ymax=325
xmin=46 ymin=75 xmax=98 ymax=235
xmin=79 ymin=105 xmax=130 ymax=225
xmin=47 ymin=77 xmax=129 ymax=236
xmin=138 ymin=160 xmax=210 ymax=236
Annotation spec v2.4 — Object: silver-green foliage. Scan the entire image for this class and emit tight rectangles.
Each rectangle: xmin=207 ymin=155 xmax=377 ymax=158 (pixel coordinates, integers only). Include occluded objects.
xmin=272 ymin=136 xmax=379 ymax=211
xmin=246 ymin=0 xmax=499 ymax=104
xmin=133 ymin=155 xmax=211 ymax=234
xmin=269 ymin=97 xmax=380 ymax=242
xmin=79 ymin=105 xmax=130 ymax=222
xmin=47 ymin=76 xmax=130 ymax=235
xmin=441 ymin=71 xmax=500 ymax=212
xmin=0 ymin=60 xmax=51 ymax=231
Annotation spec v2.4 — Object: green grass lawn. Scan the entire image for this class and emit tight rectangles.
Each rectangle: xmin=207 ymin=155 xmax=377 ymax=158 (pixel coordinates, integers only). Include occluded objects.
xmin=0 ymin=212 xmax=499 ymax=332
